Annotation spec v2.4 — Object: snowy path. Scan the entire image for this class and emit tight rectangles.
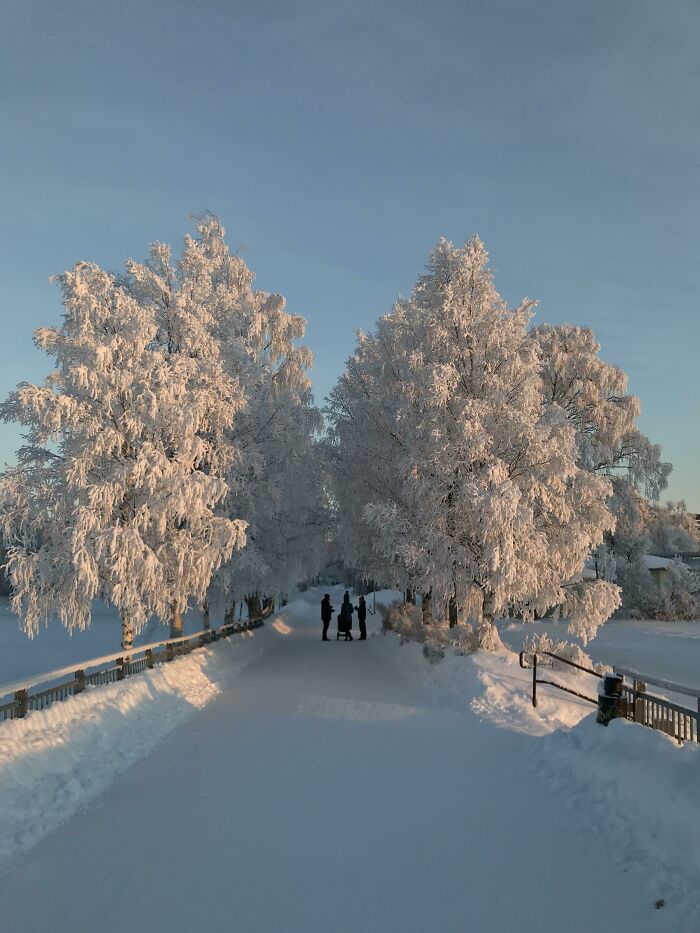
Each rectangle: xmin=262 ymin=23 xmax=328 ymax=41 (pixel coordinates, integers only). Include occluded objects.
xmin=0 ymin=598 xmax=677 ymax=932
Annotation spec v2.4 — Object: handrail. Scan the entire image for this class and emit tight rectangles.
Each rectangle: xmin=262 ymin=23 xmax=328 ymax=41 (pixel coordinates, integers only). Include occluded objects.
xmin=613 ymin=666 xmax=700 ymax=700
xmin=522 ymin=650 xmax=603 ymax=679
xmin=521 ymin=652 xmax=700 ymax=744
xmin=519 ymin=650 xmax=601 ymax=708
xmin=0 ymin=626 xmax=232 ymax=701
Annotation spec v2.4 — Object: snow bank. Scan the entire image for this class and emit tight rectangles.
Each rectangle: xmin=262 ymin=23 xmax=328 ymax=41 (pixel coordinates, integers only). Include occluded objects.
xmin=372 ymin=629 xmax=595 ymax=734
xmin=376 ymin=627 xmax=700 ymax=916
xmin=0 ymin=628 xmax=268 ymax=860
xmin=542 ymin=717 xmax=700 ymax=909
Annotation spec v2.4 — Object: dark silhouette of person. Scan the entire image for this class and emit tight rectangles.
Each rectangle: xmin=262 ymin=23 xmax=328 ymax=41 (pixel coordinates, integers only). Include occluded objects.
xmin=321 ymin=594 xmax=334 ymax=641
xmin=355 ymin=595 xmax=367 ymax=640
xmin=337 ymin=591 xmax=354 ymax=641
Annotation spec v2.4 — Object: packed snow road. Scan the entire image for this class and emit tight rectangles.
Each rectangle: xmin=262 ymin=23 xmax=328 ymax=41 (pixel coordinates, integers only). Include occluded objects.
xmin=0 ymin=590 xmax=681 ymax=932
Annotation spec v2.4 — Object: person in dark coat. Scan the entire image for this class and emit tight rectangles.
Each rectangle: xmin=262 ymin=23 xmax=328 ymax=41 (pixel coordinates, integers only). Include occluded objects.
xmin=321 ymin=594 xmax=334 ymax=641
xmin=337 ymin=591 xmax=354 ymax=641
xmin=355 ymin=595 xmax=367 ymax=640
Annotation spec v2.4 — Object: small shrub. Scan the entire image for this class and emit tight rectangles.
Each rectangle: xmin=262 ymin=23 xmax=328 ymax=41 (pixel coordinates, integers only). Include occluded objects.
xmin=523 ymin=632 xmax=603 ymax=673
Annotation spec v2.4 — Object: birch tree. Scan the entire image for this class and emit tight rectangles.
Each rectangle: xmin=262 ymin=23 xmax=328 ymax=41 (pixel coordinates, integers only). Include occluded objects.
xmin=532 ymin=323 xmax=671 ymax=498
xmin=126 ymin=216 xmax=326 ymax=622
xmin=0 ymin=231 xmax=247 ymax=648
xmin=328 ymin=237 xmax=621 ymax=643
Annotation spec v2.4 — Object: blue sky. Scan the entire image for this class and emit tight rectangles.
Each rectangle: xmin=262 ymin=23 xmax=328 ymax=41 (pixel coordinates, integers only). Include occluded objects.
xmin=1 ymin=0 xmax=698 ymax=508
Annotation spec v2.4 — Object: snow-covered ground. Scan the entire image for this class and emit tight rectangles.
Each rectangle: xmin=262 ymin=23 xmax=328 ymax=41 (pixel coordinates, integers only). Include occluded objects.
xmin=0 ymin=586 xmax=696 ymax=931
xmin=499 ymin=614 xmax=700 ymax=689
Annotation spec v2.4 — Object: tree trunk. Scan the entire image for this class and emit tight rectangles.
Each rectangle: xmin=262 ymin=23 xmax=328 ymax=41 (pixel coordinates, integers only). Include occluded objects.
xmin=121 ymin=616 xmax=134 ymax=653
xmin=421 ymin=590 xmax=433 ymax=624
xmin=482 ymin=591 xmax=496 ymax=625
xmin=448 ymin=596 xmax=458 ymax=628
xmin=465 ymin=584 xmax=484 ymax=625
xmin=405 ymin=588 xmax=416 ymax=605
xmin=475 ymin=591 xmax=504 ymax=651
xmin=224 ymin=600 xmax=236 ymax=625
xmin=202 ymin=599 xmax=211 ymax=630
xmin=262 ymin=595 xmax=275 ymax=618
xmin=170 ymin=607 xmax=184 ymax=639
xmin=245 ymin=593 xmax=262 ymax=622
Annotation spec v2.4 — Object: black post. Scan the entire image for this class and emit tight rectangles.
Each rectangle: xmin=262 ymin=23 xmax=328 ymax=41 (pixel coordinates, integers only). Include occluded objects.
xmin=74 ymin=669 xmax=86 ymax=695
xmin=597 ymin=672 xmax=625 ymax=725
xmin=532 ymin=654 xmax=538 ymax=708
xmin=14 ymin=688 xmax=28 ymax=719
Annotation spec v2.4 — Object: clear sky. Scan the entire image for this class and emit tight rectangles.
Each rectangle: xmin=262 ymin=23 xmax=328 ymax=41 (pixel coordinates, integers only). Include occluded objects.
xmin=1 ymin=0 xmax=698 ymax=508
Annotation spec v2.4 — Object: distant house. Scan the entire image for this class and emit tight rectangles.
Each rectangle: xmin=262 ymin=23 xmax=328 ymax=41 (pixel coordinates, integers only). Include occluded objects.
xmin=582 ymin=553 xmax=675 ymax=596
xmin=642 ymin=554 xmax=674 ymax=596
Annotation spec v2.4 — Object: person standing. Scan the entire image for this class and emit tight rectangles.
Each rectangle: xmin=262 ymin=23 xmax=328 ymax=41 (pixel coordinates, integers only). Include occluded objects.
xmin=321 ymin=594 xmax=334 ymax=641
xmin=355 ymin=595 xmax=367 ymax=640
xmin=338 ymin=591 xmax=354 ymax=641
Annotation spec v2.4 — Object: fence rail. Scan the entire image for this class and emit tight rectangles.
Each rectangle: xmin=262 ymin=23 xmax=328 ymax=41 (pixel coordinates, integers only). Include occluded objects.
xmin=617 ymin=680 xmax=699 ymax=745
xmin=518 ymin=650 xmax=602 ymax=708
xmin=0 ymin=619 xmax=265 ymax=724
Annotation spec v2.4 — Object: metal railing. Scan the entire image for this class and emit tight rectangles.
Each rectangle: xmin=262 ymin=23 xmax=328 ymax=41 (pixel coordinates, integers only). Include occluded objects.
xmin=0 ymin=618 xmax=265 ymax=723
xmin=519 ymin=650 xmax=700 ymax=744
xmin=518 ymin=650 xmax=602 ymax=707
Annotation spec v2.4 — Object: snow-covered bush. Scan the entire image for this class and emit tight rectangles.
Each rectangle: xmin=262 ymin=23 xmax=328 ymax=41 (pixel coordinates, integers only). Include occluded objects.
xmin=523 ymin=632 xmax=603 ymax=673
xmin=380 ymin=602 xmax=426 ymax=642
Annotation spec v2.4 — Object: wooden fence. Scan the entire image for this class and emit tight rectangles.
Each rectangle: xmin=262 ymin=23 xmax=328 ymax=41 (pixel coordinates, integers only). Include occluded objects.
xmin=0 ymin=618 xmax=265 ymax=723
xmin=614 ymin=667 xmax=700 ymax=745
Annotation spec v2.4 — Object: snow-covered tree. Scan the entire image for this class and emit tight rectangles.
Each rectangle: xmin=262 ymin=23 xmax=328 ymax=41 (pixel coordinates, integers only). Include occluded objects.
xmin=328 ymin=237 xmax=621 ymax=643
xmin=325 ymin=321 xmax=413 ymax=594
xmin=644 ymin=500 xmax=699 ymax=554
xmin=0 ymin=234 xmax=248 ymax=648
xmin=126 ymin=217 xmax=327 ymax=622
xmin=532 ymin=324 xmax=671 ymax=499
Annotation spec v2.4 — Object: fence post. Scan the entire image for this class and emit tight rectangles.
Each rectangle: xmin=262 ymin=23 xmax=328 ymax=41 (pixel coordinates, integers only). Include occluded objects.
xmin=633 ymin=679 xmax=646 ymax=724
xmin=532 ymin=654 xmax=538 ymax=708
xmin=166 ymin=642 xmax=174 ymax=662
xmin=14 ymin=688 xmax=28 ymax=719
xmin=74 ymin=669 xmax=86 ymax=695
xmin=116 ymin=657 xmax=125 ymax=680
xmin=597 ymin=673 xmax=624 ymax=725
xmin=146 ymin=649 xmax=154 ymax=670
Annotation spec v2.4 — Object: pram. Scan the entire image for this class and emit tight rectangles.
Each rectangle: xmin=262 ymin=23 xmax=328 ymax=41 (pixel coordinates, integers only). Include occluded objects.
xmin=337 ymin=608 xmax=353 ymax=640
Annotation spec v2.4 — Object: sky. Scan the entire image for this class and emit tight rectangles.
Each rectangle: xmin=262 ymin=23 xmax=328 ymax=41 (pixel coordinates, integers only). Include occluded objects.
xmin=0 ymin=0 xmax=698 ymax=508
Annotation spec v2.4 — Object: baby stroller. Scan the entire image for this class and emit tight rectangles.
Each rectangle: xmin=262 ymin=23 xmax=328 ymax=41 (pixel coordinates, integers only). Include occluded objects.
xmin=337 ymin=604 xmax=354 ymax=641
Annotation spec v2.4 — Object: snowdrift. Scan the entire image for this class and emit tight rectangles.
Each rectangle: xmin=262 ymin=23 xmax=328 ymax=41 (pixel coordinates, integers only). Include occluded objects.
xmin=0 ymin=629 xmax=268 ymax=860
xmin=375 ymin=628 xmax=700 ymax=915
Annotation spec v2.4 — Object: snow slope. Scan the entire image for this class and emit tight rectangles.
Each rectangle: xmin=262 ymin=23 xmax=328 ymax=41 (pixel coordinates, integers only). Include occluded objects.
xmin=0 ymin=586 xmax=691 ymax=932
xmin=0 ymin=627 xmax=268 ymax=860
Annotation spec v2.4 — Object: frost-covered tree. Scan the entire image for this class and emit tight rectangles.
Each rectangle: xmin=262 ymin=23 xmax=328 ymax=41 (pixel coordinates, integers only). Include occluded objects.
xmin=644 ymin=500 xmax=699 ymax=554
xmin=0 ymin=232 xmax=248 ymax=648
xmin=126 ymin=217 xmax=327 ymax=622
xmin=325 ymin=320 xmax=412 ymax=594
xmin=328 ymin=237 xmax=620 ymax=644
xmin=532 ymin=324 xmax=671 ymax=499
